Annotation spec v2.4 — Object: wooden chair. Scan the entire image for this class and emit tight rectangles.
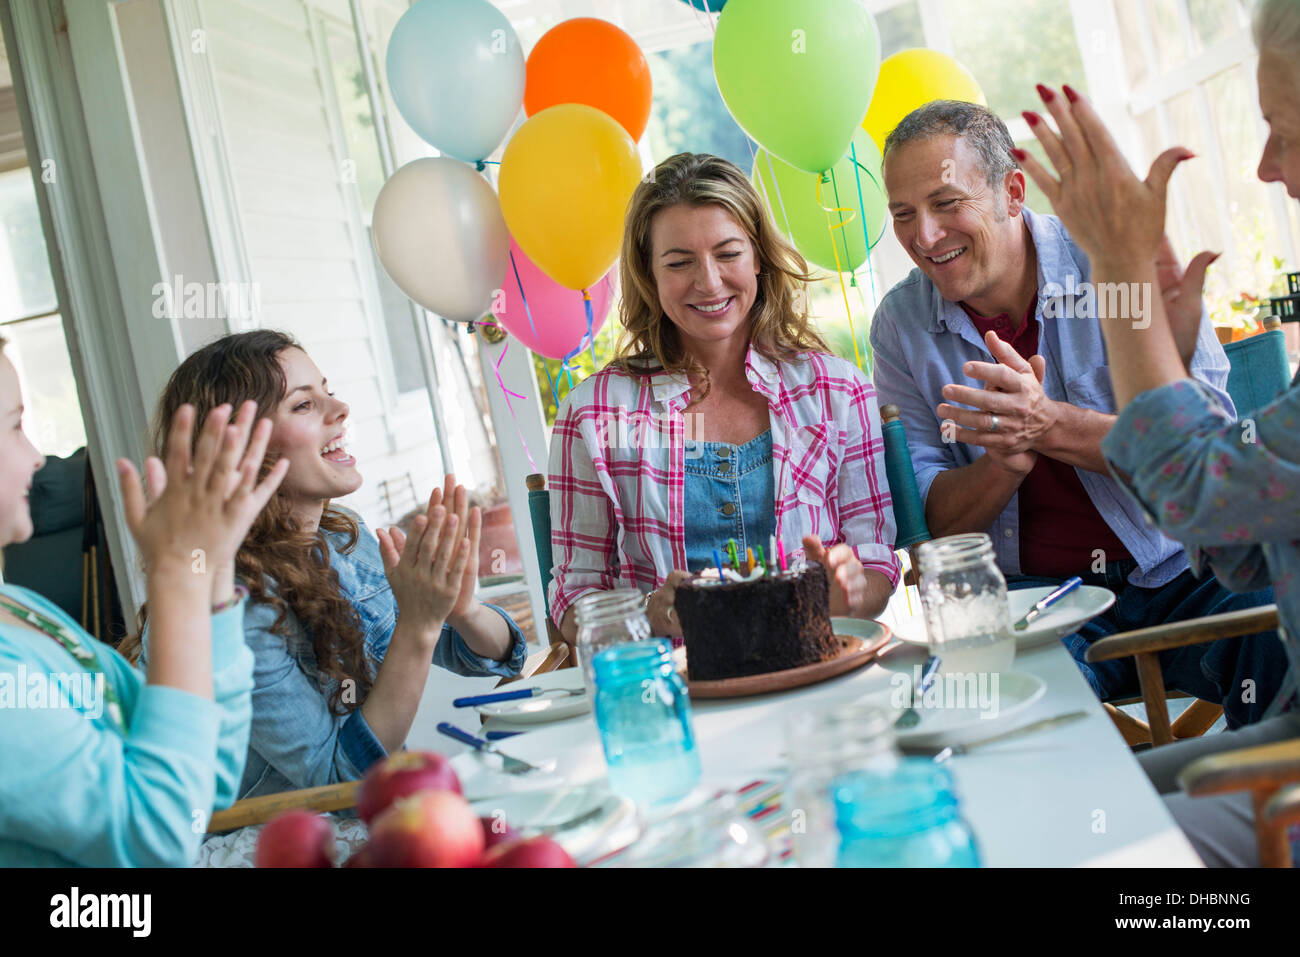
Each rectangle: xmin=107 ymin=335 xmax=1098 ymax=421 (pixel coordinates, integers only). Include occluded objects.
xmin=1177 ymin=737 xmax=1300 ymax=867
xmin=1087 ymin=606 xmax=1279 ymax=748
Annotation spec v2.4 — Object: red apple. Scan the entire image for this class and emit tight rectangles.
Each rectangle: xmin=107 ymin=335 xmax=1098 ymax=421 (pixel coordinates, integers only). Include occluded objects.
xmin=479 ymin=835 xmax=577 ymax=868
xmin=255 ymin=811 xmax=336 ymax=868
xmin=368 ymin=790 xmax=484 ymax=868
xmin=357 ymin=750 xmax=461 ymax=824
xmin=480 ymin=815 xmax=520 ymax=851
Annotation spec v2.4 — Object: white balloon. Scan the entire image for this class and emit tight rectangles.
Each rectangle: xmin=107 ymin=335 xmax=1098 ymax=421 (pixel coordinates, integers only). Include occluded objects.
xmin=372 ymin=158 xmax=509 ymax=323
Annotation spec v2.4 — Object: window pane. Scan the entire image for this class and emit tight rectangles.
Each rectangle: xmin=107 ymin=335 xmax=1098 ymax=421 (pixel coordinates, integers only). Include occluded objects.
xmin=0 ymin=168 xmax=58 ymax=323
xmin=321 ymin=14 xmax=425 ymax=394
xmin=3 ymin=315 xmax=87 ymax=459
xmin=877 ymin=1 xmax=925 ymax=58
xmin=1164 ymin=88 xmax=1220 ymax=253
xmin=646 ymin=40 xmax=752 ymax=168
xmin=1113 ymin=0 xmax=1151 ymax=91
xmin=1150 ymin=0 xmax=1190 ymax=73
xmin=942 ymin=0 xmax=1088 ymax=120
xmin=1187 ymin=0 xmax=1247 ymax=53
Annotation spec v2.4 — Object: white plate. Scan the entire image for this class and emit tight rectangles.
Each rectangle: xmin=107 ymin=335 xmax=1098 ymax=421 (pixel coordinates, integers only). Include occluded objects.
xmin=891 ymin=585 xmax=1115 ymax=652
xmin=474 ymin=668 xmax=591 ymax=723
xmin=830 ymin=617 xmax=892 ymax=644
xmin=1006 ymin=584 xmax=1116 ymax=650
xmin=470 ymin=785 xmax=639 ymax=865
xmin=862 ymin=671 xmax=1047 ymax=749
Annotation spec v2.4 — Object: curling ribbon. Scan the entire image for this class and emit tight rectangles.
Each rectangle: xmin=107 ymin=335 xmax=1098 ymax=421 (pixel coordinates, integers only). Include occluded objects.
xmin=507 ymin=248 xmax=560 ymax=410
xmin=481 ymin=320 xmax=539 ymax=474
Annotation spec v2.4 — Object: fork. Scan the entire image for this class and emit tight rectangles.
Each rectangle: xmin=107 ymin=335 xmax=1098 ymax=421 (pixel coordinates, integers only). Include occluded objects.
xmin=436 ymin=722 xmax=554 ymax=775
xmin=894 ymin=655 xmax=941 ymax=730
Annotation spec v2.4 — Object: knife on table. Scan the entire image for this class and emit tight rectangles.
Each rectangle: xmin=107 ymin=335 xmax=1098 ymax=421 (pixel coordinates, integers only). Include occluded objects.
xmin=1013 ymin=576 xmax=1082 ymax=631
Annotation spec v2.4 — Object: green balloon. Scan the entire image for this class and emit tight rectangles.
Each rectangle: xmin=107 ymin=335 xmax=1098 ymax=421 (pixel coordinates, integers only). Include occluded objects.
xmin=753 ymin=130 xmax=886 ymax=273
xmin=714 ymin=0 xmax=880 ymax=173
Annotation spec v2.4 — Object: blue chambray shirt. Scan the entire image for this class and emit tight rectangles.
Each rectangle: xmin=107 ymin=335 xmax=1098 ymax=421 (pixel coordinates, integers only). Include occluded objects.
xmin=869 ymin=207 xmax=1236 ymax=587
xmin=142 ymin=515 xmax=527 ymax=801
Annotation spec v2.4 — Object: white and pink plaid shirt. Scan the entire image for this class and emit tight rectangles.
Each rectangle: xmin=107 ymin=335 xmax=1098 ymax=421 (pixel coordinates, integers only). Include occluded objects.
xmin=547 ymin=345 xmax=900 ymax=625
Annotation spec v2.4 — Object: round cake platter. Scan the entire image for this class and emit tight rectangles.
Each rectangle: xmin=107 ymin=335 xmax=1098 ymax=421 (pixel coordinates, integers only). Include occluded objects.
xmin=676 ymin=618 xmax=892 ymax=699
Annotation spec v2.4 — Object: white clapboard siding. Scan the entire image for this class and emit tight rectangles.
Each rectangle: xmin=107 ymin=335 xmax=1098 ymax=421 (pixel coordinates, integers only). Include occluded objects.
xmin=196 ymin=0 xmax=445 ymax=531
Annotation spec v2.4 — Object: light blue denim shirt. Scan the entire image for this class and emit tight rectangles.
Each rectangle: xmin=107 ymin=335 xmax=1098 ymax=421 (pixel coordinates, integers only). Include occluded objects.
xmin=141 ymin=515 xmax=527 ymax=800
xmin=869 ymin=207 xmax=1235 ymax=587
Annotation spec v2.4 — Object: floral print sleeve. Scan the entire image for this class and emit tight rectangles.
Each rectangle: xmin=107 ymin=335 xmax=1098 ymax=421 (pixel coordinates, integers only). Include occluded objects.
xmin=1100 ymin=377 xmax=1300 ymax=591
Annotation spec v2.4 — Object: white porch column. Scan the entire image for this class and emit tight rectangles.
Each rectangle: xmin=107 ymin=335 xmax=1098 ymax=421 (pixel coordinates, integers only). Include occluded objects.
xmin=474 ymin=327 xmax=551 ymax=649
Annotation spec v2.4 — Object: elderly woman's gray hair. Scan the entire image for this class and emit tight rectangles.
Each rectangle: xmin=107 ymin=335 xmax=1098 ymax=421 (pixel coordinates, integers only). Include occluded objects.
xmin=881 ymin=100 xmax=1020 ymax=187
xmin=1254 ymin=0 xmax=1300 ymax=60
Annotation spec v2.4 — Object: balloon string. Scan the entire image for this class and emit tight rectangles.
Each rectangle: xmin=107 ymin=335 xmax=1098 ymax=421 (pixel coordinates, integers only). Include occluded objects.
xmin=584 ymin=289 xmax=597 ymax=369
xmin=560 ymin=290 xmax=596 ymax=387
xmin=829 ymin=167 xmax=871 ymax=377
xmin=481 ymin=320 xmax=538 ymax=473
xmin=816 ymin=171 xmax=864 ymax=373
xmin=847 ymin=142 xmax=882 ymax=374
xmin=508 ymin=249 xmax=560 ymax=410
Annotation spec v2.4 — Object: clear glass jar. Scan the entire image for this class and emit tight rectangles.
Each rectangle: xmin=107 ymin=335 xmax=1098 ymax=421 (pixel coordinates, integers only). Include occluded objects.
xmin=832 ymin=758 xmax=981 ymax=867
xmin=598 ymin=793 xmax=769 ymax=868
xmin=574 ymin=588 xmax=651 ymax=690
xmin=784 ymin=702 xmax=900 ymax=867
xmin=914 ymin=533 xmax=1015 ymax=675
xmin=592 ymin=638 xmax=701 ymax=808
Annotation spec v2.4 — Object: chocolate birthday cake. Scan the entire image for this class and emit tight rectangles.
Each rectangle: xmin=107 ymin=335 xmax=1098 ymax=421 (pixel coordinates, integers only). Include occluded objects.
xmin=673 ymin=561 xmax=838 ymax=681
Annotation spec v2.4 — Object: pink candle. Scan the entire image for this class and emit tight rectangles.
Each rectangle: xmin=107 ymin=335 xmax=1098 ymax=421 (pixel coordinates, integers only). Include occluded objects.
xmin=777 ymin=537 xmax=787 ymax=573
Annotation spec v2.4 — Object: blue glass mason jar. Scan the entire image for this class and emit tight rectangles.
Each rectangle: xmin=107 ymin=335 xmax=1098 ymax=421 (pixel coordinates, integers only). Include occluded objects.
xmin=832 ymin=759 xmax=980 ymax=867
xmin=592 ymin=639 xmax=702 ymax=807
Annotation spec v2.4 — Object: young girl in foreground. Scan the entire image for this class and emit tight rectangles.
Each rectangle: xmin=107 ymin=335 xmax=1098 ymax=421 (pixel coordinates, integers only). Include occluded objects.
xmin=0 ymin=336 xmax=286 ymax=865
xmin=132 ymin=331 xmax=526 ymax=800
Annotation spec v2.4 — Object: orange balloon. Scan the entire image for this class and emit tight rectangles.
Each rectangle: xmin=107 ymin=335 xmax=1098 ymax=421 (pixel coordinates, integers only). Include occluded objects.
xmin=524 ymin=17 xmax=653 ymax=143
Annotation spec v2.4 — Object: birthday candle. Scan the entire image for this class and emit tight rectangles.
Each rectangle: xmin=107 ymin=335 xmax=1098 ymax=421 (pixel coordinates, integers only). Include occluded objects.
xmin=777 ymin=537 xmax=787 ymax=573
xmin=769 ymin=535 xmax=777 ymax=571
xmin=756 ymin=544 xmax=767 ymax=575
xmin=728 ymin=538 xmax=739 ymax=570
xmin=713 ymin=548 xmax=726 ymax=581
xmin=747 ymin=547 xmax=755 ymax=573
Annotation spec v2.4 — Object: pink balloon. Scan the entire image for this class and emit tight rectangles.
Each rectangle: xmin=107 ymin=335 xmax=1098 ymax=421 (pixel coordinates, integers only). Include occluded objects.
xmin=493 ymin=237 xmax=614 ymax=359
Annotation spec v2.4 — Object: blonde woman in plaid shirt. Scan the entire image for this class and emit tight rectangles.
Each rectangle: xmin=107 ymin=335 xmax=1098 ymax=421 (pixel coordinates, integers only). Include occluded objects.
xmin=549 ymin=153 xmax=900 ymax=644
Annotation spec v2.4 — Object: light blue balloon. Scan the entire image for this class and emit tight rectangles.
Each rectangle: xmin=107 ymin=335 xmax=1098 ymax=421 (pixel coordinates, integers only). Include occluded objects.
xmin=386 ymin=0 xmax=525 ymax=163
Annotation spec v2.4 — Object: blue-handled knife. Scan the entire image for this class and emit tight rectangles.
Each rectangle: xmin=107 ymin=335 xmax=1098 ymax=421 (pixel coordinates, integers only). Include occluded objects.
xmin=452 ymin=686 xmax=585 ymax=708
xmin=1013 ymin=576 xmax=1082 ymax=631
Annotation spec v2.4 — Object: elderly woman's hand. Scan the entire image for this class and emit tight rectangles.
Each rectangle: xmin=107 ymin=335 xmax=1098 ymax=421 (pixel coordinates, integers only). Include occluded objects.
xmin=1016 ymin=84 xmax=1193 ymax=275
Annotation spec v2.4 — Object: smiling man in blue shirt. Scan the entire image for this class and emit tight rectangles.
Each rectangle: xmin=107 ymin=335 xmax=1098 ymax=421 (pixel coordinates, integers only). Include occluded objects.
xmin=869 ymin=100 xmax=1284 ymax=727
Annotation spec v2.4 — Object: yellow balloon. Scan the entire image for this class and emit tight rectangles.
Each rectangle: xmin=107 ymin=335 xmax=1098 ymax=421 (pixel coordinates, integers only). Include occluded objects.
xmin=498 ymin=104 xmax=643 ymax=290
xmin=862 ymin=49 xmax=986 ymax=152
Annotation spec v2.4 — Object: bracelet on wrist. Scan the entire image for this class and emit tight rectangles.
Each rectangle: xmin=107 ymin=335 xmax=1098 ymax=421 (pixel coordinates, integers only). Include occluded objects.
xmin=211 ymin=584 xmax=248 ymax=615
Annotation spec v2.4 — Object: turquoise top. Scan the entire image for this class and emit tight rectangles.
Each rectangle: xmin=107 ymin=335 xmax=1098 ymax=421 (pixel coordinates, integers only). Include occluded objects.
xmin=0 ymin=583 xmax=254 ymax=866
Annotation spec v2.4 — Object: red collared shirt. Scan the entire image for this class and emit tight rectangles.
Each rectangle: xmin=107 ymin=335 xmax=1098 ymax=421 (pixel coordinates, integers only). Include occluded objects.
xmin=960 ymin=302 xmax=1130 ymax=576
